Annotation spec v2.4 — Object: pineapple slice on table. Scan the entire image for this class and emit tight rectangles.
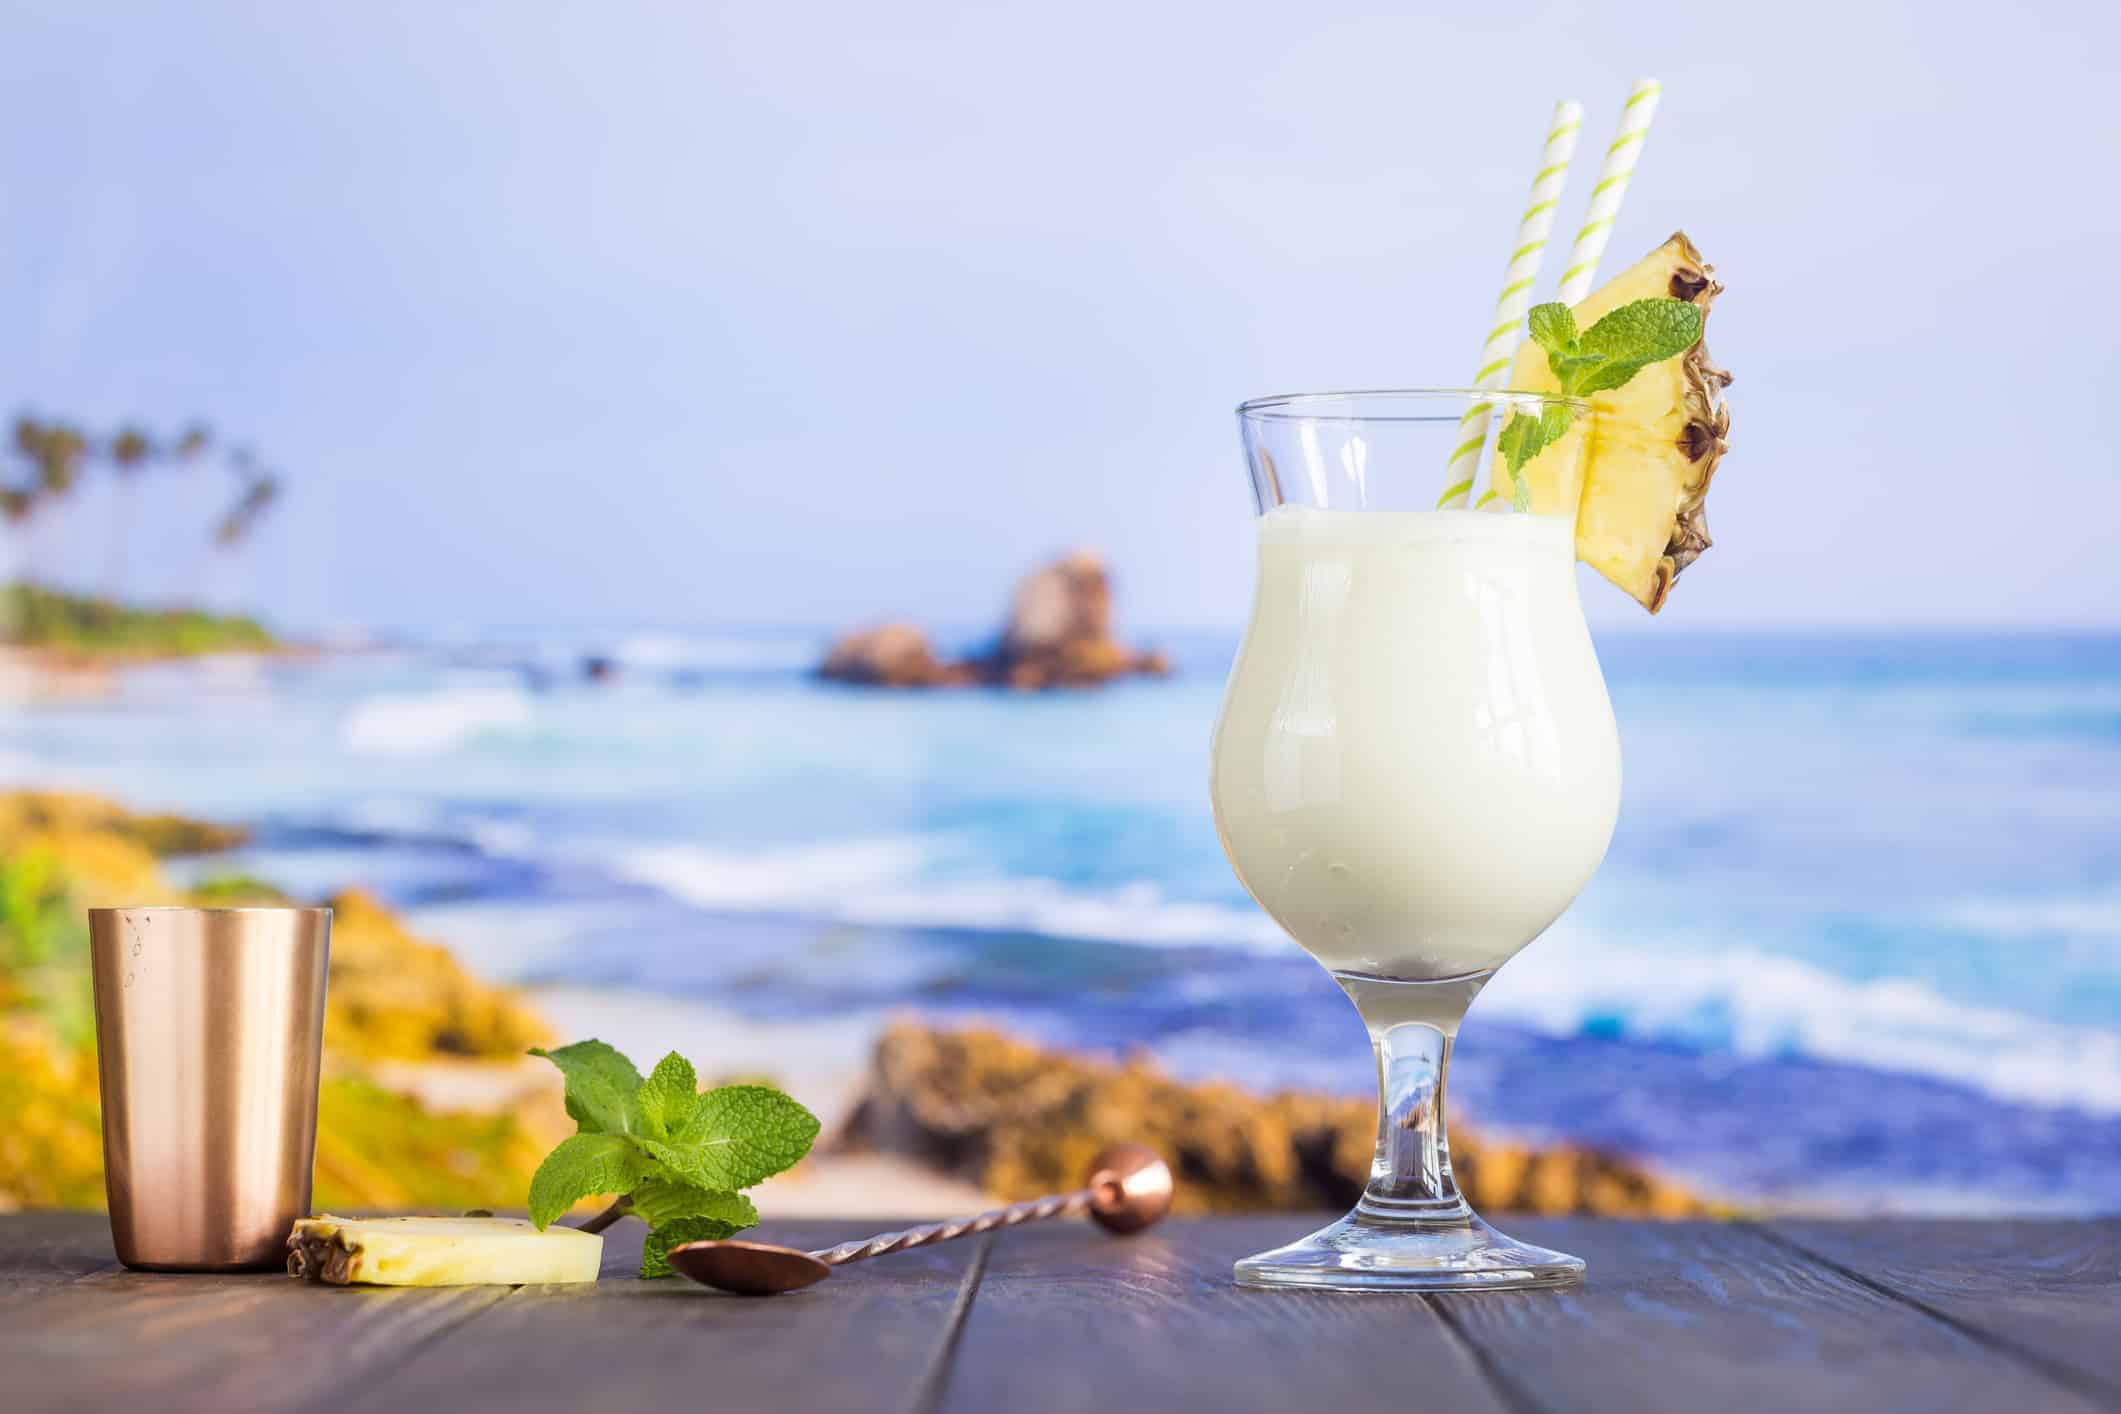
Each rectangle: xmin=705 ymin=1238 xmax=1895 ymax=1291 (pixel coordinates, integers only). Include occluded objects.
xmin=1495 ymin=232 xmax=1733 ymax=612
xmin=287 ymin=1215 xmax=603 ymax=1286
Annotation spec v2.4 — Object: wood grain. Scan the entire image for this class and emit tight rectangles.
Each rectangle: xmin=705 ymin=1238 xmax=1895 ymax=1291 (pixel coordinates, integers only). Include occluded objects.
xmin=935 ymin=1215 xmax=1510 ymax=1414
xmin=0 ymin=1210 xmax=120 ymax=1299
xmin=2 ymin=1214 xmax=2117 ymax=1414
xmin=0 ymin=1214 xmax=507 ymax=1414
xmin=1431 ymin=1218 xmax=2111 ymax=1414
xmin=334 ymin=1219 xmax=982 ymax=1414
xmin=1760 ymin=1218 xmax=2121 ymax=1403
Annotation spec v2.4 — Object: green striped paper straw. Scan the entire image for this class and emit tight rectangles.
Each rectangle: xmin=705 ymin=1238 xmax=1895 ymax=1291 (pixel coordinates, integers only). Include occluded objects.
xmin=1554 ymin=78 xmax=1663 ymax=305
xmin=1436 ymin=100 xmax=1584 ymax=510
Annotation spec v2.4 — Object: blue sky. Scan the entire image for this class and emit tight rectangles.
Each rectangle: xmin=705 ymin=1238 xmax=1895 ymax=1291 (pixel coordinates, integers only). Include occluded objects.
xmin=2 ymin=1 xmax=2117 ymax=633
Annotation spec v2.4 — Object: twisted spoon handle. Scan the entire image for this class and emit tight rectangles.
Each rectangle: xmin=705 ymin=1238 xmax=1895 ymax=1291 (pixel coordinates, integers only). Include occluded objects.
xmin=807 ymin=1187 xmax=1098 ymax=1267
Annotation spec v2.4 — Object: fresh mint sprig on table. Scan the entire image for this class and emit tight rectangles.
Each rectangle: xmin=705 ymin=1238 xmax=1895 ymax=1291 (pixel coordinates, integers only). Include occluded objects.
xmin=1495 ymin=297 xmax=1704 ymax=507
xmin=528 ymin=1040 xmax=820 ymax=1278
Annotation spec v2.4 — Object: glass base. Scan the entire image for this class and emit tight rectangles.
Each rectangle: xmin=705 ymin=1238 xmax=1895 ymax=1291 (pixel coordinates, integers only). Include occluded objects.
xmin=1234 ymin=1205 xmax=1584 ymax=1293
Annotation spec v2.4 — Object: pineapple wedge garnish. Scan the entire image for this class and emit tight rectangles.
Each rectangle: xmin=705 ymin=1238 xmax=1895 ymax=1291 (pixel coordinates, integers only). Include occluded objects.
xmin=1496 ymin=232 xmax=1732 ymax=611
xmin=287 ymin=1215 xmax=602 ymax=1286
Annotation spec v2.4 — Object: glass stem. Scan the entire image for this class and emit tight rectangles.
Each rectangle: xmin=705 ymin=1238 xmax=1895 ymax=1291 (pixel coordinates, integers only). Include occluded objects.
xmin=1330 ymin=969 xmax=1491 ymax=1224
xmin=1358 ymin=1017 xmax=1469 ymax=1221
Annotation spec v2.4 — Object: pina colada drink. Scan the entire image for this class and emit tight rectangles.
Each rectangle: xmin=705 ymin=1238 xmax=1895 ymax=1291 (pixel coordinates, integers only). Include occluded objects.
xmin=1217 ymin=75 xmax=1732 ymax=1293
xmin=1211 ymin=506 xmax=1619 ymax=990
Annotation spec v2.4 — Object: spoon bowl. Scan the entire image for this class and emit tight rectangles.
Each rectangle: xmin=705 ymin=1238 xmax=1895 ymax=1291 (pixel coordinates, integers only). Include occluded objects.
xmin=666 ymin=1239 xmax=831 ymax=1295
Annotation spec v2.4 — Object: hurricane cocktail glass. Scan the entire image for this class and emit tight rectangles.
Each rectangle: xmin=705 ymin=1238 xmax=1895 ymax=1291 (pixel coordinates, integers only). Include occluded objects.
xmin=1211 ymin=390 xmax=1619 ymax=1290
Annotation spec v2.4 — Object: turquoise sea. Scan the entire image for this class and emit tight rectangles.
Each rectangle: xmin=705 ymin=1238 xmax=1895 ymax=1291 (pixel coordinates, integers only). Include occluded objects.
xmin=9 ymin=627 xmax=2119 ymax=1212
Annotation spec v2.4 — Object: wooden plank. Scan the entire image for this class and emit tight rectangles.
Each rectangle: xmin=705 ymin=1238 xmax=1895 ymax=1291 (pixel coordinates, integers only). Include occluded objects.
xmin=0 ymin=1211 xmax=119 ymax=1293
xmin=1430 ymin=1219 xmax=2111 ymax=1414
xmin=0 ymin=1212 xmax=507 ymax=1414
xmin=4 ymin=1215 xmax=2120 ymax=1414
xmin=334 ymin=1219 xmax=984 ymax=1414
xmin=1761 ymin=1218 xmax=2121 ymax=1403
xmin=936 ymin=1215 xmax=1511 ymax=1414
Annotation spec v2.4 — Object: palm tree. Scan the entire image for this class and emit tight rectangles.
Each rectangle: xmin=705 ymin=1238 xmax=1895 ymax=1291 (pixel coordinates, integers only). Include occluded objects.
xmin=2 ymin=411 xmax=276 ymax=614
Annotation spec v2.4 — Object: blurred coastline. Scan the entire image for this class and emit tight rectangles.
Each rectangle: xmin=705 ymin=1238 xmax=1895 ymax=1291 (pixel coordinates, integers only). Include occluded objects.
xmin=3 ymin=620 xmax=2118 ymax=1214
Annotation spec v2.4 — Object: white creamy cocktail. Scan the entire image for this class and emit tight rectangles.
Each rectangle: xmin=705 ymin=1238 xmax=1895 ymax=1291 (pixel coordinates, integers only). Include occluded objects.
xmin=1212 ymin=504 xmax=1619 ymax=990
xmin=1210 ymin=390 xmax=1621 ymax=1292
xmin=1217 ymin=78 xmax=1733 ymax=1296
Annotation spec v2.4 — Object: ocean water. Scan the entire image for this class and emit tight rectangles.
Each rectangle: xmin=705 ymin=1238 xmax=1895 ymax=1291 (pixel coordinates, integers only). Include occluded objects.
xmin=7 ymin=626 xmax=2119 ymax=1212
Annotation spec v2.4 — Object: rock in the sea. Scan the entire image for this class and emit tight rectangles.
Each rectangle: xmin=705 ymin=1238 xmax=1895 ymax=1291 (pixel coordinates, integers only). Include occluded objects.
xmin=818 ymin=551 xmax=1170 ymax=691
xmin=817 ymin=622 xmax=975 ymax=688
xmin=841 ymin=1022 xmax=1712 ymax=1217
xmin=987 ymin=551 xmax=1171 ymax=690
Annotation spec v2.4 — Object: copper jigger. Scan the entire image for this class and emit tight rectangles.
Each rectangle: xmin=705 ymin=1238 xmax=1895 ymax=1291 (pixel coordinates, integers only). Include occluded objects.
xmin=89 ymin=907 xmax=331 ymax=1271
xmin=667 ymin=1143 xmax=1174 ymax=1295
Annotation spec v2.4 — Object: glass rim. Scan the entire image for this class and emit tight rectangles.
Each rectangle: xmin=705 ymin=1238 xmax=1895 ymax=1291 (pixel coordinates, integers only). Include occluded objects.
xmin=89 ymin=905 xmax=333 ymax=917
xmin=1236 ymin=387 xmax=1589 ymax=423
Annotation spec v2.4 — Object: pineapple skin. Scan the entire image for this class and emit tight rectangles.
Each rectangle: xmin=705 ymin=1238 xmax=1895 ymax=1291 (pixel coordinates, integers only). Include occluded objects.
xmin=1500 ymin=232 xmax=1731 ymax=611
xmin=287 ymin=1215 xmax=603 ymax=1286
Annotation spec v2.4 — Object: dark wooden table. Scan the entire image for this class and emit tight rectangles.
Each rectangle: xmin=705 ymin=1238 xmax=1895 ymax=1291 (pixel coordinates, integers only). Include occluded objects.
xmin=4 ymin=1213 xmax=2117 ymax=1412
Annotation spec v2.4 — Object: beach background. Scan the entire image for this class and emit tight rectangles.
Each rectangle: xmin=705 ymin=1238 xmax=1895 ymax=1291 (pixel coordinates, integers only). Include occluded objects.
xmin=3 ymin=2 xmax=2118 ymax=1219
xmin=7 ymin=629 xmax=2119 ymax=1213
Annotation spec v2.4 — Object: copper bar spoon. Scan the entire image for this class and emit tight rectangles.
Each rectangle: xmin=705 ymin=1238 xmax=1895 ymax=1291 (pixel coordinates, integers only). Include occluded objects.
xmin=666 ymin=1143 xmax=1173 ymax=1295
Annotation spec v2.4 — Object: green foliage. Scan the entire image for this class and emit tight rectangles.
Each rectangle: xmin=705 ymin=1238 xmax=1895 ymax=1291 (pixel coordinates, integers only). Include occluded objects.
xmin=639 ymin=1216 xmax=746 ymax=1279
xmin=529 ymin=1040 xmax=819 ymax=1278
xmin=631 ymin=1051 xmax=700 ymax=1140
xmin=527 ymin=1133 xmax=660 ymax=1228
xmin=1575 ymin=298 xmax=1704 ymax=368
xmin=1527 ymin=303 xmax=1579 ymax=353
xmin=627 ymin=1179 xmax=758 ymax=1231
xmin=1497 ymin=297 xmax=1706 ymax=504
xmin=0 ymin=847 xmax=94 ymax=1047
xmin=188 ymin=873 xmax=292 ymax=904
xmin=646 ymin=1085 xmax=822 ymax=1192
xmin=312 ymin=1076 xmax=553 ymax=1213
xmin=529 ymin=1040 xmax=644 ymax=1135
xmin=2 ymin=581 xmax=275 ymax=658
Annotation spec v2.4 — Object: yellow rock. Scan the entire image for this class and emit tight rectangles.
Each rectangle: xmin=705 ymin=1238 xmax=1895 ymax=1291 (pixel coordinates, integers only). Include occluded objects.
xmin=323 ymin=889 xmax=551 ymax=1062
xmin=0 ymin=789 xmax=557 ymax=1214
xmin=849 ymin=1023 xmax=1713 ymax=1218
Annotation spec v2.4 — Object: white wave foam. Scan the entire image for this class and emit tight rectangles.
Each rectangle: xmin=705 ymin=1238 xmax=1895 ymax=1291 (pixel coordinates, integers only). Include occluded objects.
xmin=844 ymin=879 xmax=1288 ymax=949
xmin=603 ymin=838 xmax=2121 ymax=1115
xmin=1482 ymin=923 xmax=2121 ymax=1115
xmin=611 ymin=837 xmax=942 ymax=911
xmin=607 ymin=840 xmax=1286 ymax=949
xmin=339 ymin=687 xmax=536 ymax=757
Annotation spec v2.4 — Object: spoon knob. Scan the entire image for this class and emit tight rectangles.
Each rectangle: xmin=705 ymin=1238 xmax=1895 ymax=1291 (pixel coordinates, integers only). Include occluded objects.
xmin=1083 ymin=1143 xmax=1175 ymax=1235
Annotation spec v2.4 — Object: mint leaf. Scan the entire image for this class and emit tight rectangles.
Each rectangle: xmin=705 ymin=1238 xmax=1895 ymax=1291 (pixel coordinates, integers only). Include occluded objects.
xmin=1526 ymin=303 xmax=1577 ymax=354
xmin=1549 ymin=351 xmax=1608 ymax=389
xmin=640 ymin=1216 xmax=745 ymax=1280
xmin=1497 ymin=405 xmax=1576 ymax=487
xmin=531 ymin=1040 xmax=644 ymax=1135
xmin=1570 ymin=358 xmax=1657 ymax=397
xmin=1496 ymin=412 xmax=1542 ymax=479
xmin=527 ymin=1132 xmax=657 ymax=1229
xmin=631 ymin=1052 xmax=700 ymax=1141
xmin=1578 ymin=298 xmax=1701 ymax=367
xmin=649 ymin=1084 xmax=820 ymax=1191
xmin=629 ymin=1178 xmax=758 ymax=1231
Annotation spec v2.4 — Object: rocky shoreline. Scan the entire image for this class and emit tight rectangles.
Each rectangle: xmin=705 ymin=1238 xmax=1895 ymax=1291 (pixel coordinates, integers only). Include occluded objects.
xmin=0 ymin=791 xmax=1715 ymax=1220
xmin=0 ymin=790 xmax=568 ymax=1213
xmin=840 ymin=1022 xmax=1712 ymax=1218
